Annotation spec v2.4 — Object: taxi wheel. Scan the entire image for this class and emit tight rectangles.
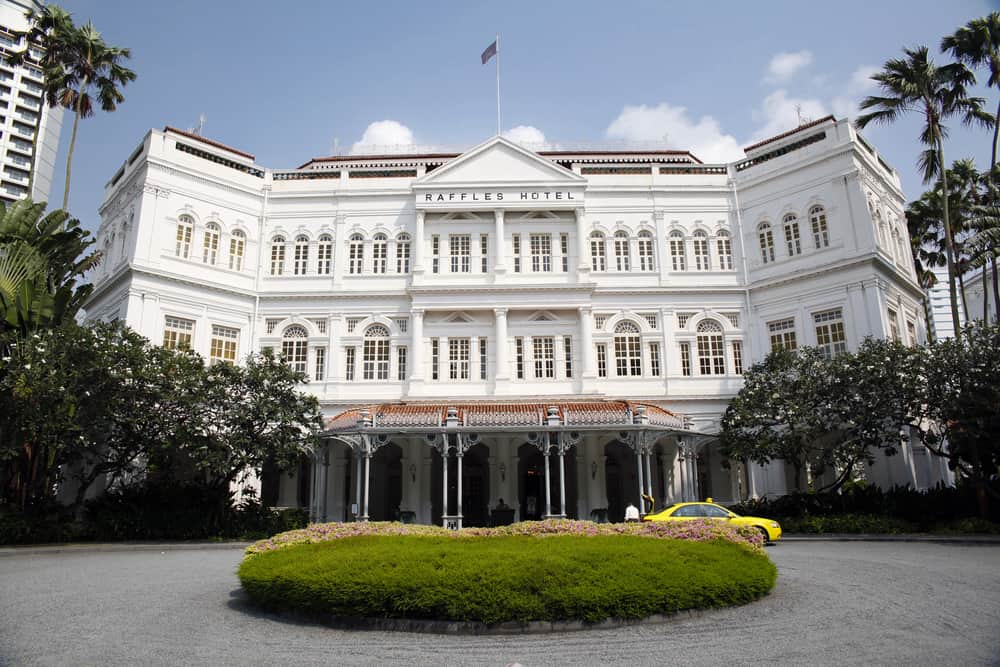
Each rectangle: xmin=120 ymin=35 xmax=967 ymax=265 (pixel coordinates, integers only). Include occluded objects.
xmin=756 ymin=527 xmax=771 ymax=545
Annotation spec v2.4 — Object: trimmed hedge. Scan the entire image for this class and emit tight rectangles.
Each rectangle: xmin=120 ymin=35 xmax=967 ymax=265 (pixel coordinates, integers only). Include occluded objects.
xmin=239 ymin=533 xmax=777 ymax=625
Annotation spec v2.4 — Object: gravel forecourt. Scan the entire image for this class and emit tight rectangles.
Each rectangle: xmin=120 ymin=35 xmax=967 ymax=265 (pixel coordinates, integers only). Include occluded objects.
xmin=1 ymin=541 xmax=998 ymax=666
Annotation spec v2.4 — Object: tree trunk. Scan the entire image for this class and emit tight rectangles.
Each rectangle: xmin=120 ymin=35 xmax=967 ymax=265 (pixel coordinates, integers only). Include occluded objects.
xmin=990 ymin=96 xmax=1000 ymax=324
xmin=62 ymin=89 xmax=83 ymax=210
xmin=957 ymin=269 xmax=970 ymax=322
xmin=937 ymin=137 xmax=963 ymax=339
xmin=992 ymin=257 xmax=1000 ymax=323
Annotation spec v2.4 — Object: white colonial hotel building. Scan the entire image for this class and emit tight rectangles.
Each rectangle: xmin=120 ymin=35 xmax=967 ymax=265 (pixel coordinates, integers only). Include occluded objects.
xmin=84 ymin=116 xmax=951 ymax=527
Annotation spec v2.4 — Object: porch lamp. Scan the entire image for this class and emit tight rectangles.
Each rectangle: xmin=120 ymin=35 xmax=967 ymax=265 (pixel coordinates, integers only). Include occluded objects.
xmin=499 ymin=462 xmax=506 ymax=481
xmin=591 ymin=460 xmax=598 ymax=479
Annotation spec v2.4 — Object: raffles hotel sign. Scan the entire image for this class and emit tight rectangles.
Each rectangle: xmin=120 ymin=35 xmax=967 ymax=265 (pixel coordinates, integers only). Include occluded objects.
xmin=416 ymin=187 xmax=584 ymax=209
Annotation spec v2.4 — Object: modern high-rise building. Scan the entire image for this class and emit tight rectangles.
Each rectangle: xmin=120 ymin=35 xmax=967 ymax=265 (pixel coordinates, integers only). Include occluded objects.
xmin=85 ymin=116 xmax=952 ymax=526
xmin=0 ymin=0 xmax=63 ymax=206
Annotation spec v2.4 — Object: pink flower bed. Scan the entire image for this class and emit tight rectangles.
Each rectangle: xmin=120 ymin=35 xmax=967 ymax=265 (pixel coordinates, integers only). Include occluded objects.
xmin=245 ymin=519 xmax=764 ymax=556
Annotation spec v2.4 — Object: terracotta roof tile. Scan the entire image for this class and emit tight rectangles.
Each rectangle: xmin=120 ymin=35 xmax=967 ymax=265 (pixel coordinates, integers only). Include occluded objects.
xmin=164 ymin=126 xmax=256 ymax=161
xmin=742 ymin=115 xmax=836 ymax=153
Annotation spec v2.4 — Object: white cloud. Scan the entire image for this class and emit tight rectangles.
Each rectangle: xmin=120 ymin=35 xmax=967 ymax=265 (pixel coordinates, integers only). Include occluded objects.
xmin=502 ymin=125 xmax=548 ymax=147
xmin=748 ymin=90 xmax=828 ymax=144
xmin=847 ymin=65 xmax=879 ymax=95
xmin=605 ymin=103 xmax=743 ymax=162
xmin=350 ymin=120 xmax=415 ymax=154
xmin=765 ymin=50 xmax=813 ymax=83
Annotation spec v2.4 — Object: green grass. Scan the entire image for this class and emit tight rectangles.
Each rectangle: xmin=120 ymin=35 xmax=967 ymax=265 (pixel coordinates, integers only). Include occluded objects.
xmin=238 ymin=534 xmax=777 ymax=624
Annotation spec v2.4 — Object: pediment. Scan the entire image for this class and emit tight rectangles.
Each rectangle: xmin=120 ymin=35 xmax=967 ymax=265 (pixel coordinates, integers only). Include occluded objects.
xmin=415 ymin=136 xmax=584 ymax=186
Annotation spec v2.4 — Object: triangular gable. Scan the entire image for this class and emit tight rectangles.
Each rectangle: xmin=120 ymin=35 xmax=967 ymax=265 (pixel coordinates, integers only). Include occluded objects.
xmin=529 ymin=310 xmax=558 ymax=322
xmin=444 ymin=312 xmax=475 ymax=323
xmin=414 ymin=136 xmax=585 ymax=186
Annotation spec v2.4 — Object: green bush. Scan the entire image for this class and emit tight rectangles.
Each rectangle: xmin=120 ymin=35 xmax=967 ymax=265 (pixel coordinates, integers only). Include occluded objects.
xmin=239 ymin=535 xmax=777 ymax=624
xmin=779 ymin=514 xmax=917 ymax=534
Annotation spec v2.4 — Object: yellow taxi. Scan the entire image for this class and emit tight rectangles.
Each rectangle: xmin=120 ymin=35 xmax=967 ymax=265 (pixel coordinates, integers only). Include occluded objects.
xmin=642 ymin=498 xmax=782 ymax=543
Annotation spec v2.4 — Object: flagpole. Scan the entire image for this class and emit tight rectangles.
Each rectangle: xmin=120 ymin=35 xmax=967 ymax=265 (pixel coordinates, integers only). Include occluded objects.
xmin=496 ymin=33 xmax=501 ymax=136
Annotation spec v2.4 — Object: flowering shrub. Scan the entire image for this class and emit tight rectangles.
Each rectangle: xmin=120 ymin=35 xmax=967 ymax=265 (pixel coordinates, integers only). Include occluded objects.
xmin=245 ymin=518 xmax=763 ymax=556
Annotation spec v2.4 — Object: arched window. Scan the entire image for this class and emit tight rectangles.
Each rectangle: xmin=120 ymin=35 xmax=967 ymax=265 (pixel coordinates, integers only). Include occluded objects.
xmin=293 ymin=235 xmax=309 ymax=275
xmin=696 ymin=319 xmax=725 ymax=375
xmin=716 ymin=230 xmax=733 ymax=270
xmin=614 ymin=231 xmax=630 ymax=272
xmin=229 ymin=229 xmax=245 ymax=271
xmin=693 ymin=230 xmax=710 ymax=270
xmin=669 ymin=231 xmax=686 ymax=270
xmin=783 ymin=213 xmax=801 ymax=256
xmin=613 ymin=320 xmax=642 ymax=377
xmin=895 ymin=225 xmax=908 ymax=265
xmin=281 ymin=325 xmax=308 ymax=375
xmin=637 ymin=230 xmax=655 ymax=271
xmin=349 ymin=234 xmax=364 ymax=274
xmin=809 ymin=205 xmax=829 ymax=248
xmin=175 ymin=215 xmax=193 ymax=258
xmin=395 ymin=233 xmax=411 ymax=273
xmin=317 ymin=234 xmax=332 ymax=274
xmin=362 ymin=324 xmax=390 ymax=380
xmin=372 ymin=233 xmax=388 ymax=274
xmin=758 ymin=223 xmax=775 ymax=264
xmin=202 ymin=222 xmax=220 ymax=264
xmin=590 ymin=232 xmax=606 ymax=271
xmin=270 ymin=236 xmax=286 ymax=275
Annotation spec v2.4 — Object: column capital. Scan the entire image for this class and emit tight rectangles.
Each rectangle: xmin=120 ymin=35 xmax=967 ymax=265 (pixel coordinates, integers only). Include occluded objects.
xmin=578 ymin=304 xmax=593 ymax=314
xmin=493 ymin=307 xmax=509 ymax=317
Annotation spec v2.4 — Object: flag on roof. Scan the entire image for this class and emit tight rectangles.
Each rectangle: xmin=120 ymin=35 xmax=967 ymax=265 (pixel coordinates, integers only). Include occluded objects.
xmin=481 ymin=40 xmax=497 ymax=65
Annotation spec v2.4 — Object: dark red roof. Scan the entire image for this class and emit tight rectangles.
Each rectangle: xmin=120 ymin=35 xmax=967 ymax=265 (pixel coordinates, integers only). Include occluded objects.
xmin=742 ymin=115 xmax=836 ymax=153
xmin=298 ymin=149 xmax=702 ymax=170
xmin=164 ymin=126 xmax=255 ymax=161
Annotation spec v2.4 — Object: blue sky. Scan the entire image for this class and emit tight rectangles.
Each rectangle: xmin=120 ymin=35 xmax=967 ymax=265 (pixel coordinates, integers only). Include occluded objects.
xmin=51 ymin=0 xmax=998 ymax=234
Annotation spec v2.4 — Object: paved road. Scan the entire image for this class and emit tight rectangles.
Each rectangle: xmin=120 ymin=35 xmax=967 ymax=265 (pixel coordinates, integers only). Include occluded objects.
xmin=1 ymin=541 xmax=998 ymax=666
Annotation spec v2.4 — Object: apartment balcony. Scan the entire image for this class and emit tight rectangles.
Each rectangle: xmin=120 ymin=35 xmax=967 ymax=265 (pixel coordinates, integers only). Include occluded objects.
xmin=12 ymin=122 xmax=34 ymax=140
xmin=3 ymin=167 xmax=29 ymax=183
xmin=6 ymin=152 xmax=30 ymax=169
xmin=2 ymin=182 xmax=28 ymax=198
xmin=8 ymin=139 xmax=32 ymax=156
xmin=17 ymin=94 xmax=39 ymax=110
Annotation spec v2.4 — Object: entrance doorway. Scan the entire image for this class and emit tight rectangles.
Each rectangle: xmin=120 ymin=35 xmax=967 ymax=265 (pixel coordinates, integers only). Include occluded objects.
xmin=430 ymin=442 xmax=491 ymax=526
xmin=368 ymin=443 xmax=402 ymax=521
xmin=517 ymin=442 xmax=578 ymax=520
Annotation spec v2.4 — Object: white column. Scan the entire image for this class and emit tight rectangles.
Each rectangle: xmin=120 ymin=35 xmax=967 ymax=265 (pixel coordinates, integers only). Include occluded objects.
xmin=558 ymin=448 xmax=567 ymax=518
xmin=575 ymin=207 xmax=590 ymax=275
xmin=493 ymin=209 xmax=506 ymax=275
xmin=644 ymin=449 xmax=654 ymax=508
xmin=579 ymin=306 xmax=596 ymax=379
xmin=413 ymin=210 xmax=426 ymax=275
xmin=362 ymin=450 xmax=371 ymax=522
xmin=635 ymin=450 xmax=645 ymax=511
xmin=471 ymin=335 xmax=480 ymax=381
xmin=457 ymin=449 xmax=464 ymax=529
xmin=409 ymin=310 xmax=424 ymax=383
xmin=439 ymin=336 xmax=449 ymax=382
xmin=544 ymin=435 xmax=552 ymax=517
xmin=441 ymin=442 xmax=449 ymax=525
xmin=354 ymin=451 xmax=362 ymax=519
xmin=554 ymin=335 xmax=566 ymax=380
xmin=494 ymin=308 xmax=509 ymax=381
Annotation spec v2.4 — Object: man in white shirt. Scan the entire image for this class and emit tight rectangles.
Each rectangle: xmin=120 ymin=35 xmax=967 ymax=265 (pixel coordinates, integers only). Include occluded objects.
xmin=624 ymin=503 xmax=640 ymax=522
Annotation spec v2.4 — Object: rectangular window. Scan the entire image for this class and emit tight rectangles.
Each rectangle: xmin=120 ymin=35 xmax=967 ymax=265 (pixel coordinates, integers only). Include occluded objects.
xmin=372 ymin=239 xmax=387 ymax=274
xmin=293 ymin=242 xmax=308 ymax=275
xmin=591 ymin=235 xmax=606 ymax=271
xmin=314 ymin=346 xmax=326 ymax=381
xmin=345 ymin=347 xmax=355 ymax=381
xmin=515 ymin=337 xmax=525 ymax=379
xmin=698 ymin=333 xmax=725 ymax=376
xmin=717 ymin=235 xmax=733 ymax=270
xmin=530 ymin=234 xmax=552 ymax=272
xmin=512 ymin=234 xmax=521 ymax=273
xmin=397 ymin=346 xmax=408 ymax=381
xmin=430 ymin=338 xmax=439 ymax=381
xmin=396 ymin=239 xmax=410 ymax=273
xmin=768 ymin=318 xmax=797 ymax=352
xmin=229 ymin=235 xmax=245 ymax=271
xmin=270 ymin=243 xmax=285 ymax=275
xmin=650 ymin=342 xmax=661 ymax=377
xmin=813 ymin=309 xmax=847 ymax=358
xmin=479 ymin=338 xmax=488 ymax=380
xmin=533 ymin=336 xmax=555 ymax=378
xmin=209 ymin=324 xmax=239 ymax=364
xmin=638 ymin=236 xmax=655 ymax=271
xmin=317 ymin=240 xmax=332 ymax=274
xmin=732 ymin=340 xmax=743 ymax=375
xmin=163 ymin=316 xmax=194 ymax=350
xmin=887 ymin=308 xmax=900 ymax=342
xmin=450 ymin=234 xmax=470 ymax=273
xmin=906 ymin=320 xmax=917 ymax=346
xmin=596 ymin=343 xmax=608 ymax=378
xmin=670 ymin=236 xmax=686 ymax=271
xmin=560 ymin=233 xmax=569 ymax=272
xmin=431 ymin=235 xmax=440 ymax=274
xmin=480 ymin=234 xmax=489 ymax=273
xmin=564 ymin=336 xmax=573 ymax=378
xmin=449 ymin=338 xmax=471 ymax=380
xmin=282 ymin=339 xmax=308 ymax=375
xmin=363 ymin=339 xmax=389 ymax=380
xmin=680 ymin=342 xmax=692 ymax=377
xmin=348 ymin=240 xmax=363 ymax=274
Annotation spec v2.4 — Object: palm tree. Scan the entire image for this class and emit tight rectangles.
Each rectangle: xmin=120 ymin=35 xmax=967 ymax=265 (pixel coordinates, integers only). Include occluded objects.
xmin=965 ymin=203 xmax=1000 ymax=321
xmin=45 ymin=22 xmax=136 ymax=210
xmin=943 ymin=13 xmax=1000 ymax=322
xmin=857 ymin=46 xmax=993 ymax=339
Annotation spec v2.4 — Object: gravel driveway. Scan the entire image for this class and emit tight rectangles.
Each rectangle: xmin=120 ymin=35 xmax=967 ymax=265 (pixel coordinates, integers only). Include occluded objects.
xmin=1 ymin=541 xmax=998 ymax=666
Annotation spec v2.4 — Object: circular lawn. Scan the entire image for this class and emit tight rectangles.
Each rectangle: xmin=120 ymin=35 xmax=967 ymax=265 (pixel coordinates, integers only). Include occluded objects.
xmin=238 ymin=520 xmax=777 ymax=626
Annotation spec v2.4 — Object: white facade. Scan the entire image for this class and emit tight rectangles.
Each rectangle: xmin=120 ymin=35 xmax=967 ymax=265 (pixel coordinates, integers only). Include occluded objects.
xmin=0 ymin=0 xmax=63 ymax=205
xmin=84 ymin=117 xmax=950 ymax=524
